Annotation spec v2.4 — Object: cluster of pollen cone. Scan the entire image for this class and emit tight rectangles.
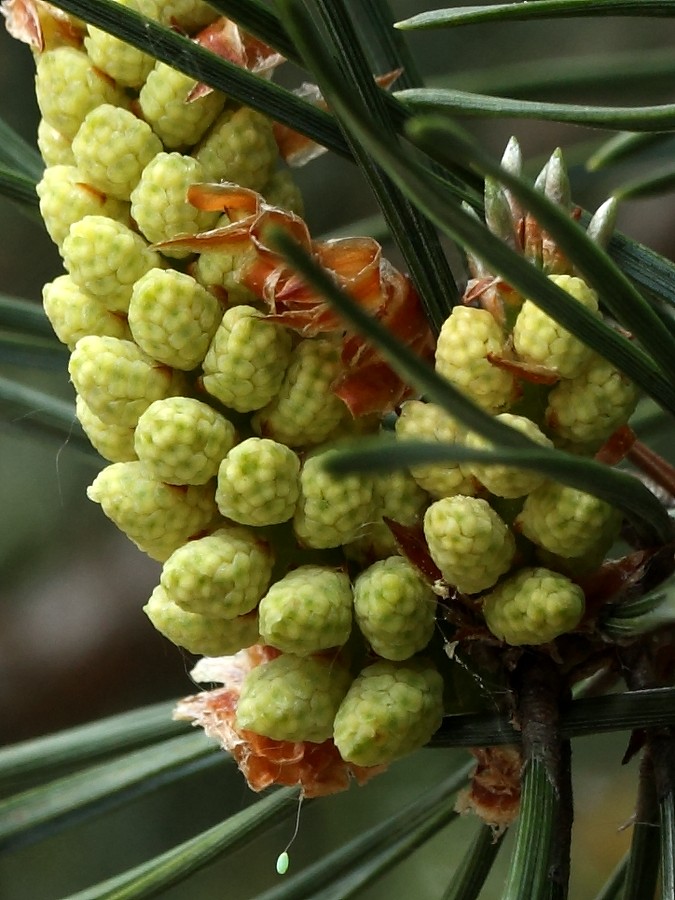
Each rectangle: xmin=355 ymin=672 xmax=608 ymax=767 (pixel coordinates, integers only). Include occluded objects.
xmin=7 ymin=0 xmax=640 ymax=804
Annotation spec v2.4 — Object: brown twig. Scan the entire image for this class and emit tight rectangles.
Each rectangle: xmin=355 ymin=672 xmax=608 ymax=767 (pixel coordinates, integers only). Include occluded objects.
xmin=628 ymin=440 xmax=675 ymax=502
xmin=513 ymin=653 xmax=573 ymax=898
xmin=620 ymin=637 xmax=675 ymax=895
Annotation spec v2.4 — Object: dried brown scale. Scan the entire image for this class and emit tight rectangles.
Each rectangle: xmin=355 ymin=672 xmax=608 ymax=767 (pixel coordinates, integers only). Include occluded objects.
xmin=455 ymin=746 xmax=522 ymax=831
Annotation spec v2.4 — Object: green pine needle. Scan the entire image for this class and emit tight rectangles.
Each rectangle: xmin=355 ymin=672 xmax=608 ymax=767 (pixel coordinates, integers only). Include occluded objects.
xmin=502 ymin=759 xmax=556 ymax=900
xmin=396 ymin=1 xmax=675 ymax=31
xmin=0 ymin=700 xmax=186 ymax=787
xmin=0 ymin=732 xmax=222 ymax=851
xmin=398 ymin=87 xmax=675 ymax=131
xmin=441 ymin=824 xmax=505 ymax=900
xmin=69 ymin=788 xmax=298 ymax=900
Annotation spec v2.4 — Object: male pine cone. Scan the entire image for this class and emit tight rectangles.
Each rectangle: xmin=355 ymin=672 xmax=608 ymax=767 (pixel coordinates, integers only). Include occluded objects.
xmin=9 ymin=0 xmax=641 ymax=798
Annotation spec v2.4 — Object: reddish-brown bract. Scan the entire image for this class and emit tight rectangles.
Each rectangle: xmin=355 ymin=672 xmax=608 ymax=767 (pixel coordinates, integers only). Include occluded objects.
xmin=160 ymin=183 xmax=435 ymax=417
xmin=175 ymin=647 xmax=384 ymax=797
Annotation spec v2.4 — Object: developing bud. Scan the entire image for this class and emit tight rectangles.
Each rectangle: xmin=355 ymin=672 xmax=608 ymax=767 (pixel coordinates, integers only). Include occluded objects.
xmin=145 ymin=584 xmax=259 ymax=656
xmin=293 ymin=451 xmax=375 ymax=549
xmin=37 ymin=119 xmax=75 ymax=167
xmin=87 ymin=461 xmax=217 ymax=560
xmin=259 ymin=566 xmax=353 ymax=655
xmin=215 ymin=437 xmax=300 ymax=526
xmin=138 ymin=60 xmax=225 ymax=149
xmin=262 ymin=169 xmax=305 ymax=216
xmin=128 ymin=268 xmax=222 ymax=370
xmin=395 ymin=400 xmax=476 ymax=499
xmin=35 ymin=46 xmax=126 ymax=140
xmin=333 ymin=659 xmax=444 ymax=767
xmin=252 ymin=338 xmax=348 ymax=448
xmin=347 ymin=468 xmax=429 ymax=563
xmin=160 ymin=526 xmax=274 ymax=618
xmin=193 ymin=221 xmax=259 ymax=307
xmin=202 ymin=306 xmax=292 ymax=412
xmin=69 ymin=336 xmax=180 ymax=427
xmin=134 ymin=397 xmax=236 ymax=485
xmin=512 ymin=274 xmax=598 ymax=379
xmin=482 ymin=566 xmax=585 ymax=645
xmin=464 ymin=413 xmax=553 ymax=498
xmin=71 ymin=104 xmax=162 ymax=200
xmin=130 ymin=153 xmax=218 ymax=257
xmin=236 ymin=653 xmax=352 ymax=743
xmin=424 ymin=496 xmax=515 ymax=594
xmin=84 ymin=0 xmax=160 ymax=88
xmin=43 ymin=274 xmax=131 ymax=350
xmin=37 ymin=165 xmax=129 ymax=248
xmin=516 ymin=481 xmax=620 ymax=559
xmin=545 ymin=353 xmax=639 ymax=448
xmin=435 ymin=307 xmax=516 ymax=413
xmin=157 ymin=0 xmax=218 ymax=31
xmin=62 ymin=215 xmax=162 ymax=312
xmin=75 ymin=395 xmax=136 ymax=463
xmin=353 ymin=557 xmax=436 ymax=660
xmin=193 ymin=106 xmax=278 ymax=188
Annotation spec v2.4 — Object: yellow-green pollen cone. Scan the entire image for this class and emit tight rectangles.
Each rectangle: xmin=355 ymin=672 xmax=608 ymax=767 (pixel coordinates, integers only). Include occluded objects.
xmin=482 ymin=566 xmax=585 ymax=645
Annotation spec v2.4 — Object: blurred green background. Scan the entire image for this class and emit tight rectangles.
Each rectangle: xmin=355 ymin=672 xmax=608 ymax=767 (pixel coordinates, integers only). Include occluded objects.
xmin=2 ymin=2 xmax=675 ymax=896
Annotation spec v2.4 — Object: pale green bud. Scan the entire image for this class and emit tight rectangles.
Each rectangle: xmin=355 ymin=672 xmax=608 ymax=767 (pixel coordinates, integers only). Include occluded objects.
xmin=134 ymin=397 xmax=236 ymax=485
xmin=87 ymin=461 xmax=216 ymax=560
xmin=236 ymin=654 xmax=352 ymax=743
xmin=293 ymin=451 xmax=375 ymax=549
xmin=516 ymin=481 xmax=620 ymax=560
xmin=202 ymin=305 xmax=292 ymax=412
xmin=333 ymin=659 xmax=444 ymax=767
xmin=145 ymin=584 xmax=259 ymax=656
xmin=252 ymin=338 xmax=348 ymax=448
xmin=160 ymin=526 xmax=274 ymax=618
xmin=69 ymin=336 xmax=181 ymax=427
xmin=424 ymin=496 xmax=515 ymax=594
xmin=43 ymin=274 xmax=131 ymax=350
xmin=215 ymin=437 xmax=300 ymax=526
xmin=546 ymin=353 xmax=639 ymax=447
xmin=85 ymin=0 xmax=160 ymax=87
xmin=259 ymin=566 xmax=353 ymax=655
xmin=62 ymin=215 xmax=161 ymax=313
xmin=513 ymin=274 xmax=598 ymax=379
xmin=482 ymin=566 xmax=585 ymax=645
xmin=194 ymin=107 xmax=277 ymax=189
xmin=435 ymin=307 xmax=516 ymax=413
xmin=128 ymin=268 xmax=222 ymax=370
xmin=395 ymin=400 xmax=476 ymax=499
xmin=354 ymin=557 xmax=436 ymax=660
xmin=37 ymin=165 xmax=129 ymax=249
xmin=72 ymin=104 xmax=162 ymax=200
xmin=130 ymin=153 xmax=218 ymax=258
xmin=76 ymin=395 xmax=136 ymax=463
xmin=138 ymin=60 xmax=225 ymax=148
xmin=464 ymin=413 xmax=553 ymax=498
xmin=35 ymin=47 xmax=126 ymax=139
